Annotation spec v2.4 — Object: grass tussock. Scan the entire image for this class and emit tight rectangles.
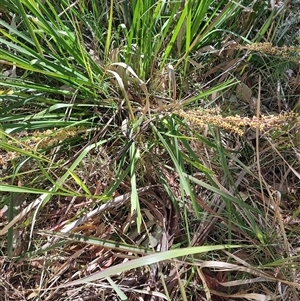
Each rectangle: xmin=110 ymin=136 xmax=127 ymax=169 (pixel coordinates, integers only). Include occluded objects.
xmin=0 ymin=0 xmax=300 ymax=300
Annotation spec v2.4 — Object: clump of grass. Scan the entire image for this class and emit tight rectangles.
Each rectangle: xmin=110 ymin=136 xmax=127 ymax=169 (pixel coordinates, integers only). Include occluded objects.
xmin=0 ymin=0 xmax=300 ymax=300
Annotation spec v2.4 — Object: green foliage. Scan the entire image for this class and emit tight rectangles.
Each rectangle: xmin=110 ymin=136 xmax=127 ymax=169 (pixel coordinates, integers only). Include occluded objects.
xmin=0 ymin=0 xmax=299 ymax=300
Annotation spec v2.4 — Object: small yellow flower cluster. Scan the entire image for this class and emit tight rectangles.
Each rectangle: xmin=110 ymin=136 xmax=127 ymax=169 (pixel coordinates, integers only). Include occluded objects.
xmin=23 ymin=127 xmax=83 ymax=150
xmin=175 ymin=109 xmax=296 ymax=136
xmin=0 ymin=127 xmax=86 ymax=169
xmin=238 ymin=42 xmax=300 ymax=59
xmin=0 ymin=151 xmax=18 ymax=170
